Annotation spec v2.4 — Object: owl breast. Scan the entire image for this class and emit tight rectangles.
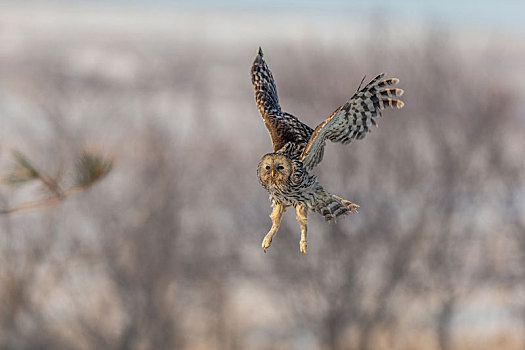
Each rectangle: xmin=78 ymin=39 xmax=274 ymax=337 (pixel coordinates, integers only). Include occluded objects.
xmin=257 ymin=152 xmax=322 ymax=208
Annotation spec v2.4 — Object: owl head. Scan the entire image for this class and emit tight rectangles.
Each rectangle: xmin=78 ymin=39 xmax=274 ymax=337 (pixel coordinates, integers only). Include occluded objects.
xmin=257 ymin=153 xmax=294 ymax=188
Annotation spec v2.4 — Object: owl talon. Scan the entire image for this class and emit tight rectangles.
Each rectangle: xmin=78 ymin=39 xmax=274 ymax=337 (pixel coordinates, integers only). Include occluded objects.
xmin=300 ymin=240 xmax=307 ymax=253
xmin=262 ymin=236 xmax=273 ymax=251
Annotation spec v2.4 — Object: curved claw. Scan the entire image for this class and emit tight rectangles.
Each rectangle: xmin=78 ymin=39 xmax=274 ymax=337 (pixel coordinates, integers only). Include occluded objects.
xmin=262 ymin=236 xmax=272 ymax=252
xmin=299 ymin=240 xmax=307 ymax=253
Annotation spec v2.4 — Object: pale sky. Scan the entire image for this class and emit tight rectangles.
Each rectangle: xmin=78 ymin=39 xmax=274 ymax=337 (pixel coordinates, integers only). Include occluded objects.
xmin=71 ymin=0 xmax=524 ymax=32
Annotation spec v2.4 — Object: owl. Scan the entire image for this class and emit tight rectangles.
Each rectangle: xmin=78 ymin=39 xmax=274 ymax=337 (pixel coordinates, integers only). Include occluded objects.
xmin=252 ymin=47 xmax=404 ymax=253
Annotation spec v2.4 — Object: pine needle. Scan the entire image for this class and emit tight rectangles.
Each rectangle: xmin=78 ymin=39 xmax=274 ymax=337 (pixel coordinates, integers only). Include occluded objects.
xmin=4 ymin=150 xmax=40 ymax=185
xmin=74 ymin=152 xmax=113 ymax=188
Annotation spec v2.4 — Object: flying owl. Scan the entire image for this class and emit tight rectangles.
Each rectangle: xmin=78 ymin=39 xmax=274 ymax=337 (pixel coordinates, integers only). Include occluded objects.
xmin=252 ymin=47 xmax=404 ymax=253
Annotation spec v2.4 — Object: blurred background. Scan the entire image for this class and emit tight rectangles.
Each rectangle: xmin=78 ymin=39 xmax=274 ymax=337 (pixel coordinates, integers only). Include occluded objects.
xmin=0 ymin=1 xmax=524 ymax=349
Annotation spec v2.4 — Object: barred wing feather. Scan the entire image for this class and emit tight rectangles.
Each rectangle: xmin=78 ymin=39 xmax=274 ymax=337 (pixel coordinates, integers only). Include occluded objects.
xmin=300 ymin=73 xmax=404 ymax=170
xmin=251 ymin=47 xmax=313 ymax=152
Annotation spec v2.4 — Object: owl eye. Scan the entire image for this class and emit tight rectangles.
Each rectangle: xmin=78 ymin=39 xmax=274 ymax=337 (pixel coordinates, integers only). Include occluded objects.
xmin=277 ymin=165 xmax=284 ymax=170
xmin=265 ymin=165 xmax=270 ymax=170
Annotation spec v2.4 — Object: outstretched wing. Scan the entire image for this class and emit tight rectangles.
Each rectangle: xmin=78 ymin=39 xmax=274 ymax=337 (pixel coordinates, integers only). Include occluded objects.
xmin=300 ymin=73 xmax=404 ymax=170
xmin=251 ymin=47 xmax=313 ymax=152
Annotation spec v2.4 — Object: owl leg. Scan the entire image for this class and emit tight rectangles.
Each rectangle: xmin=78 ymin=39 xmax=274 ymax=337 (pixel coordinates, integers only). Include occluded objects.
xmin=262 ymin=203 xmax=285 ymax=252
xmin=296 ymin=204 xmax=308 ymax=253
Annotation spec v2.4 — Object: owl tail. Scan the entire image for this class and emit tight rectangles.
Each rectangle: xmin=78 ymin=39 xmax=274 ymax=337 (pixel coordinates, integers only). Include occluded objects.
xmin=315 ymin=192 xmax=359 ymax=221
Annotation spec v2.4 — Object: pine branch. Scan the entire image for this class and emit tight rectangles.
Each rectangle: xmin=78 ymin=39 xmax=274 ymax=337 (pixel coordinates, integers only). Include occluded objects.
xmin=0 ymin=186 xmax=83 ymax=215
xmin=1 ymin=150 xmax=113 ymax=215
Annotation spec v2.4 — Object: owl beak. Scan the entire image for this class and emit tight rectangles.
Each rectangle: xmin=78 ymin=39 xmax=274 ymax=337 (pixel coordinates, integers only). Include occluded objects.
xmin=271 ymin=169 xmax=275 ymax=177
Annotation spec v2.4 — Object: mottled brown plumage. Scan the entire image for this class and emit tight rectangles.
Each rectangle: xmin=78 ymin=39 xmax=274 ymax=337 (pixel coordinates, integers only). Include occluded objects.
xmin=252 ymin=47 xmax=404 ymax=253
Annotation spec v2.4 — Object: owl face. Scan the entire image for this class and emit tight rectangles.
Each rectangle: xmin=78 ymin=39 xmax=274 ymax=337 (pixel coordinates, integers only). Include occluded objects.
xmin=257 ymin=153 xmax=293 ymax=187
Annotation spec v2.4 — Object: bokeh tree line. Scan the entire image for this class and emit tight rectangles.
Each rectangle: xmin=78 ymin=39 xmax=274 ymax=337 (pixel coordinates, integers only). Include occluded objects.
xmin=0 ymin=13 xmax=523 ymax=350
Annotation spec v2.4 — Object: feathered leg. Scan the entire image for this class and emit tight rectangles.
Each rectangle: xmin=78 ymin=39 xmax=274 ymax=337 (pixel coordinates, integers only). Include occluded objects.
xmin=262 ymin=203 xmax=285 ymax=252
xmin=296 ymin=204 xmax=308 ymax=253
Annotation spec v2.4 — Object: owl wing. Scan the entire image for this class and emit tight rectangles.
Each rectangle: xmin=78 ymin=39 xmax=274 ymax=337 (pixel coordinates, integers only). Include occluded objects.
xmin=252 ymin=48 xmax=313 ymax=152
xmin=300 ymin=73 xmax=404 ymax=170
